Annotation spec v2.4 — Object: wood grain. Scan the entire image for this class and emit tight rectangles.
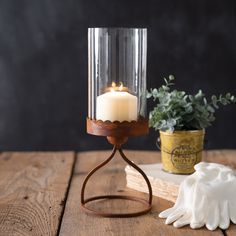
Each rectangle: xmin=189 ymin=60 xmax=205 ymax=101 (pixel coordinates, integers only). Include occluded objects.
xmin=60 ymin=150 xmax=223 ymax=236
xmin=204 ymin=150 xmax=236 ymax=169
xmin=0 ymin=152 xmax=75 ymax=236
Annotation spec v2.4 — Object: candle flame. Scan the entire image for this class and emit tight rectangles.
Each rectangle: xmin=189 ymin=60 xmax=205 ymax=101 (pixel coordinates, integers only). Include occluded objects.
xmin=110 ymin=82 xmax=116 ymax=92
xmin=118 ymin=82 xmax=123 ymax=91
xmin=110 ymin=82 xmax=124 ymax=92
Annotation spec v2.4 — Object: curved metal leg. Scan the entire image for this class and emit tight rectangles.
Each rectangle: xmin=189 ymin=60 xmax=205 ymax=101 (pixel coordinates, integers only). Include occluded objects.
xmin=118 ymin=148 xmax=153 ymax=204
xmin=81 ymin=146 xmax=117 ymax=204
xmin=80 ymin=146 xmax=152 ymax=217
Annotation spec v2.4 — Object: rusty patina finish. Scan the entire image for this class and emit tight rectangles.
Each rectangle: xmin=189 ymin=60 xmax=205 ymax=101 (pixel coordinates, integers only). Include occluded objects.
xmin=159 ymin=130 xmax=205 ymax=174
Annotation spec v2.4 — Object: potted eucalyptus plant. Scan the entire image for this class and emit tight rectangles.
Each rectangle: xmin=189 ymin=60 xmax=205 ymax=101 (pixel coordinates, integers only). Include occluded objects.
xmin=147 ymin=75 xmax=236 ymax=174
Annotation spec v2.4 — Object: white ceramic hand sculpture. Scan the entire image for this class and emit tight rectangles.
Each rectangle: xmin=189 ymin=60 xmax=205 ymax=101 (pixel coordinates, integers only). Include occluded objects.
xmin=159 ymin=162 xmax=236 ymax=230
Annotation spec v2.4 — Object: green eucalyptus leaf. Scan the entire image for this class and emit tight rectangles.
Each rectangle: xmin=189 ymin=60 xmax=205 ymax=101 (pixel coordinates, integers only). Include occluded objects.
xmin=220 ymin=98 xmax=228 ymax=105
xmin=164 ymin=77 xmax=168 ymax=85
xmin=231 ymin=95 xmax=236 ymax=102
xmin=148 ymin=75 xmax=236 ymax=132
xmin=206 ymin=105 xmax=215 ymax=113
xmin=189 ymin=95 xmax=194 ymax=101
xmin=146 ymin=92 xmax=152 ymax=98
xmin=226 ymin=93 xmax=231 ymax=99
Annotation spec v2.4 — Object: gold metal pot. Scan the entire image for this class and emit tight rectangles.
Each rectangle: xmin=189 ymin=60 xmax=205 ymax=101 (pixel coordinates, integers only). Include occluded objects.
xmin=159 ymin=130 xmax=205 ymax=174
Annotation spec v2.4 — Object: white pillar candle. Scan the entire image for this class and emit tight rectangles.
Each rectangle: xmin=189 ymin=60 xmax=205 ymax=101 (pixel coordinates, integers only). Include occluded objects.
xmin=96 ymin=90 xmax=138 ymax=122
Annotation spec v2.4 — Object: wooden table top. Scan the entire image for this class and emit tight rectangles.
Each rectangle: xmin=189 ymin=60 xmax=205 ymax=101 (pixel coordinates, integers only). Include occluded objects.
xmin=0 ymin=150 xmax=236 ymax=236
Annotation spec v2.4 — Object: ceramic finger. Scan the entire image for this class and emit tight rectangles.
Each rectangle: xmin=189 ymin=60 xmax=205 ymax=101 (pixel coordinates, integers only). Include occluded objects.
xmin=229 ymin=201 xmax=236 ymax=224
xmin=165 ymin=208 xmax=185 ymax=225
xmin=219 ymin=201 xmax=230 ymax=230
xmin=206 ymin=203 xmax=220 ymax=231
xmin=159 ymin=207 xmax=176 ymax=218
xmin=173 ymin=212 xmax=191 ymax=228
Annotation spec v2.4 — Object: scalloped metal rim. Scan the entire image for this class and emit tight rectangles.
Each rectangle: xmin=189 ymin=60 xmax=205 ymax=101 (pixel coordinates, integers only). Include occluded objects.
xmin=86 ymin=117 xmax=149 ymax=137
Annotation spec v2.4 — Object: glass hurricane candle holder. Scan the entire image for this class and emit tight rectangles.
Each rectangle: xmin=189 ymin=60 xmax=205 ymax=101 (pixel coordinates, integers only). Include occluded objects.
xmin=81 ymin=28 xmax=152 ymax=217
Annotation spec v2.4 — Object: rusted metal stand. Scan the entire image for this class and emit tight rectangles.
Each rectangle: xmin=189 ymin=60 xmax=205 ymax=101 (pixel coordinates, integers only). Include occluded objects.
xmin=80 ymin=118 xmax=153 ymax=217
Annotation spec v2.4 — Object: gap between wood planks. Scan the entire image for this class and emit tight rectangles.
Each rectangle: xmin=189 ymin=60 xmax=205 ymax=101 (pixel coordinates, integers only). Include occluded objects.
xmin=56 ymin=152 xmax=77 ymax=236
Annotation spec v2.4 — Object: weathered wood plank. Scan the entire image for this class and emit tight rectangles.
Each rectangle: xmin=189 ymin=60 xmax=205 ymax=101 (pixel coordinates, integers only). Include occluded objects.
xmin=204 ymin=150 xmax=236 ymax=168
xmin=225 ymin=225 xmax=236 ymax=236
xmin=0 ymin=152 xmax=75 ymax=236
xmin=60 ymin=150 xmax=224 ymax=236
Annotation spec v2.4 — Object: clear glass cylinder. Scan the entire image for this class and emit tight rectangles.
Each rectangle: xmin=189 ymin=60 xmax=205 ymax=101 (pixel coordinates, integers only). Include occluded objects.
xmin=88 ymin=28 xmax=147 ymax=122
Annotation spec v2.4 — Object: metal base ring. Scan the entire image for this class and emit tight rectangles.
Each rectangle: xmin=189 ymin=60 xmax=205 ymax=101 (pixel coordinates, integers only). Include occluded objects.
xmin=81 ymin=145 xmax=153 ymax=218
xmin=81 ymin=194 xmax=152 ymax=218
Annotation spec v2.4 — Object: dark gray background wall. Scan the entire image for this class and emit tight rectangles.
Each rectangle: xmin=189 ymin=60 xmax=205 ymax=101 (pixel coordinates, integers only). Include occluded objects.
xmin=0 ymin=0 xmax=235 ymax=151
